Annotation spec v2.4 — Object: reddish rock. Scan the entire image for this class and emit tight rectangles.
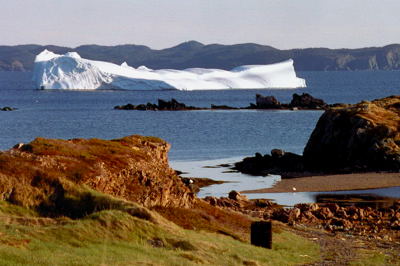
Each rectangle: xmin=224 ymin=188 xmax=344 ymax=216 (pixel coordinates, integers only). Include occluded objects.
xmin=272 ymin=208 xmax=290 ymax=223
xmin=0 ymin=135 xmax=195 ymax=210
xmin=228 ymin=190 xmax=248 ymax=201
xmin=288 ymin=208 xmax=301 ymax=224
xmin=336 ymin=208 xmax=349 ymax=219
xmin=204 ymin=196 xmax=218 ymax=206
xmin=358 ymin=208 xmax=365 ymax=220
xmin=326 ymin=203 xmax=340 ymax=213
xmin=330 ymin=218 xmax=353 ymax=230
xmin=302 ymin=210 xmax=319 ymax=223
xmin=391 ymin=211 xmax=400 ymax=223
xmin=316 ymin=207 xmax=334 ymax=220
xmin=309 ymin=203 xmax=320 ymax=212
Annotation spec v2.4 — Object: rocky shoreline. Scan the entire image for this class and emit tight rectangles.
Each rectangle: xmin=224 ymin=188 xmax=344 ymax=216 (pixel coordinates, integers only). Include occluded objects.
xmin=0 ymin=135 xmax=195 ymax=213
xmin=234 ymin=96 xmax=400 ymax=177
xmin=114 ymin=93 xmax=330 ymax=111
xmin=204 ymin=190 xmax=400 ymax=241
xmin=0 ymin=133 xmax=399 ymax=262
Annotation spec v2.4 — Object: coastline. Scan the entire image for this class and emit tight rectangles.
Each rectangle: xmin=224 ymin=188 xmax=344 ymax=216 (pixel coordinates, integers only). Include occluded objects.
xmin=241 ymin=172 xmax=400 ymax=193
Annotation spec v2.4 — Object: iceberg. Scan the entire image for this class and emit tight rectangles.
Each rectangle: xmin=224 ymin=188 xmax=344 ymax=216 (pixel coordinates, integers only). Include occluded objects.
xmin=32 ymin=50 xmax=306 ymax=90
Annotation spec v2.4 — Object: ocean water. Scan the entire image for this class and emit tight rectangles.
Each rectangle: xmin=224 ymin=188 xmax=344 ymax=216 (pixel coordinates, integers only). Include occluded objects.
xmin=1 ymin=71 xmax=399 ymax=205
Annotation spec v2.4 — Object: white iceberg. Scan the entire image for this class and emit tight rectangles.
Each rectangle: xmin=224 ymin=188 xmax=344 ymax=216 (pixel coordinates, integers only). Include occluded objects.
xmin=32 ymin=50 xmax=306 ymax=90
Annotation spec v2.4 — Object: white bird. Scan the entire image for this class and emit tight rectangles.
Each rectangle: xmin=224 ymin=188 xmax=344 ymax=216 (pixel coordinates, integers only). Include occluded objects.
xmin=292 ymin=186 xmax=297 ymax=192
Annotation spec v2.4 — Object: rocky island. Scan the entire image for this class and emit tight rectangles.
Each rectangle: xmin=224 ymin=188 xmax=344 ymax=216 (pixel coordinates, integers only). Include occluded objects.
xmin=114 ymin=93 xmax=329 ymax=111
xmin=0 ymin=106 xmax=16 ymax=111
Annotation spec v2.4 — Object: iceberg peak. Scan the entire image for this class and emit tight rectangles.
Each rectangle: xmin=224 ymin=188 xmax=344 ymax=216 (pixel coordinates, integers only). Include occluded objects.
xmin=65 ymin=52 xmax=81 ymax=59
xmin=121 ymin=62 xmax=129 ymax=67
xmin=34 ymin=49 xmax=60 ymax=62
xmin=137 ymin=65 xmax=151 ymax=71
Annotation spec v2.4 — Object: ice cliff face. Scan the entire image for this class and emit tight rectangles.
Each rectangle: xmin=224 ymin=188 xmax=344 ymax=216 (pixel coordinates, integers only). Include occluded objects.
xmin=33 ymin=50 xmax=306 ymax=90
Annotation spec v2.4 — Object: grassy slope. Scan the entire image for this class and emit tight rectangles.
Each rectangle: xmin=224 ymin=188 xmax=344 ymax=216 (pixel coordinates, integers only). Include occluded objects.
xmin=0 ymin=200 xmax=320 ymax=266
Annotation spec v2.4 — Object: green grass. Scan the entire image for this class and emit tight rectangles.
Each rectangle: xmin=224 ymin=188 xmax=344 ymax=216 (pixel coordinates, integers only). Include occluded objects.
xmin=0 ymin=201 xmax=320 ymax=266
xmin=350 ymin=250 xmax=399 ymax=266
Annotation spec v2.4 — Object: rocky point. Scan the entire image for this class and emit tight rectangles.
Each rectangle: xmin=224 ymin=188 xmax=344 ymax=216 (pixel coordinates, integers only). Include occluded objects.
xmin=235 ymin=96 xmax=400 ymax=176
xmin=0 ymin=135 xmax=195 ymax=213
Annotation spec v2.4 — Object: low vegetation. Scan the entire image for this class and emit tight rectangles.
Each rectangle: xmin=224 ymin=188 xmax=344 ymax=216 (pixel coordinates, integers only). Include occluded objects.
xmin=1 ymin=134 xmax=398 ymax=264
xmin=0 ymin=197 xmax=321 ymax=265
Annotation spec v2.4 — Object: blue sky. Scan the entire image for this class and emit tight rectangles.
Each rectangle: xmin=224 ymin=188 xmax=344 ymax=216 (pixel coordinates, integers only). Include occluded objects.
xmin=1 ymin=0 xmax=399 ymax=49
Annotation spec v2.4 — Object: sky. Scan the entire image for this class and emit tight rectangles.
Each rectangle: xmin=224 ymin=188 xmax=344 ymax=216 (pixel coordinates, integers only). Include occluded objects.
xmin=1 ymin=0 xmax=399 ymax=50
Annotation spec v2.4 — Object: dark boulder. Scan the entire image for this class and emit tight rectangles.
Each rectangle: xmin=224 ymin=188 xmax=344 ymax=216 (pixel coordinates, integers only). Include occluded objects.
xmin=228 ymin=190 xmax=248 ymax=201
xmin=290 ymin=93 xmax=327 ymax=109
xmin=1 ymin=106 xmax=16 ymax=111
xmin=114 ymin=99 xmax=201 ymax=111
xmin=255 ymin=94 xmax=281 ymax=109
xmin=234 ymin=149 xmax=304 ymax=177
xmin=158 ymin=98 xmax=186 ymax=110
xmin=211 ymin=104 xmax=238 ymax=110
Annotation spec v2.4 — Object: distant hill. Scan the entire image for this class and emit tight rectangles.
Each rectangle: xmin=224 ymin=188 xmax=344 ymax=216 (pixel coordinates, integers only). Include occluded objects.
xmin=1 ymin=41 xmax=400 ymax=71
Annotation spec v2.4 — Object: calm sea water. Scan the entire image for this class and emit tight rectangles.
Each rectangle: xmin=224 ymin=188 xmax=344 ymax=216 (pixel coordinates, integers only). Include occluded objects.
xmin=1 ymin=71 xmax=399 ymax=205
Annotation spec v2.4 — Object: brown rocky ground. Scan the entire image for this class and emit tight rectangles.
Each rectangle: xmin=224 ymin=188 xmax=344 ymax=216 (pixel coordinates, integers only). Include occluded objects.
xmin=205 ymin=192 xmax=400 ymax=239
xmin=202 ymin=191 xmax=400 ymax=264
xmin=289 ymin=224 xmax=400 ymax=265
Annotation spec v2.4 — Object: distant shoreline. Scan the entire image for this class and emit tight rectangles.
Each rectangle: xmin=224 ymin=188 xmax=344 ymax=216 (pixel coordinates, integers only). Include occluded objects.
xmin=1 ymin=42 xmax=400 ymax=71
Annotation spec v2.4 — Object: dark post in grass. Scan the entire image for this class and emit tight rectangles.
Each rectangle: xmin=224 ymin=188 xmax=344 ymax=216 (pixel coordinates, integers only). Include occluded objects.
xmin=251 ymin=221 xmax=272 ymax=249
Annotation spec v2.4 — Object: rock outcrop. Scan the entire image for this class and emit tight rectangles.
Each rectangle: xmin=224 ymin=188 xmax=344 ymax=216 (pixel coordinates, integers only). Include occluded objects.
xmin=234 ymin=150 xmax=305 ymax=177
xmin=304 ymin=96 xmax=400 ymax=172
xmin=268 ymin=201 xmax=400 ymax=238
xmin=254 ymin=93 xmax=328 ymax=110
xmin=0 ymin=106 xmax=16 ymax=111
xmin=0 ymin=135 xmax=195 ymax=211
xmin=235 ymin=96 xmax=400 ymax=176
xmin=255 ymin=94 xmax=281 ymax=109
xmin=289 ymin=93 xmax=328 ymax=110
xmin=115 ymin=93 xmax=328 ymax=112
xmin=114 ymin=99 xmax=201 ymax=111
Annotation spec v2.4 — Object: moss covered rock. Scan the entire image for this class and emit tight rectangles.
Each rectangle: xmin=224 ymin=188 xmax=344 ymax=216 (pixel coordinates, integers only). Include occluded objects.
xmin=304 ymin=96 xmax=400 ymax=171
xmin=0 ymin=135 xmax=195 ymax=213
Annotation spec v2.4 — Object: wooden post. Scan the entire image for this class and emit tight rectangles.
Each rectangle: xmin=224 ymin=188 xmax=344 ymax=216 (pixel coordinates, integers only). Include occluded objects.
xmin=251 ymin=221 xmax=272 ymax=249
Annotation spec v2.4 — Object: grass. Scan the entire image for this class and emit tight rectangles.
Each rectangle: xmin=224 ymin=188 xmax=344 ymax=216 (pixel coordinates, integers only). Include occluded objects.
xmin=350 ymin=250 xmax=393 ymax=266
xmin=0 ymin=199 xmax=321 ymax=266
xmin=153 ymin=200 xmax=253 ymax=241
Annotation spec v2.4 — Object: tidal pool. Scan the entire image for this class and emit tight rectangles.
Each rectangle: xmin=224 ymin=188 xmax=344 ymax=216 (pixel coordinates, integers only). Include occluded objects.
xmin=171 ymin=158 xmax=400 ymax=207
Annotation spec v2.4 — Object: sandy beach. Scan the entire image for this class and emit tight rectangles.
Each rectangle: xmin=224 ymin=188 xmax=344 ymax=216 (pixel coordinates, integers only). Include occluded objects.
xmin=241 ymin=172 xmax=400 ymax=193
